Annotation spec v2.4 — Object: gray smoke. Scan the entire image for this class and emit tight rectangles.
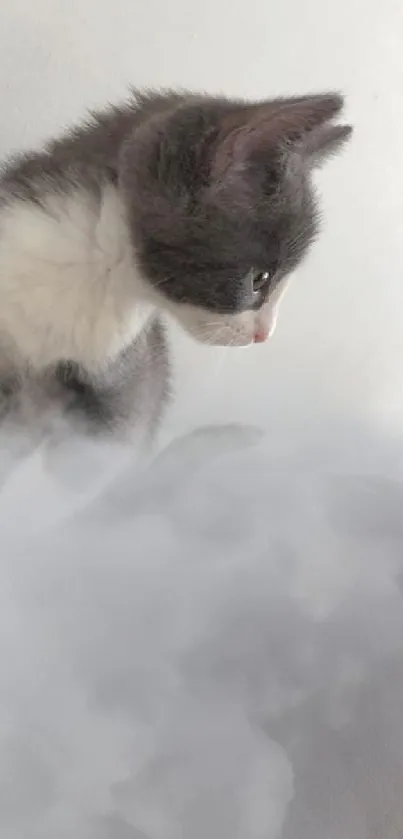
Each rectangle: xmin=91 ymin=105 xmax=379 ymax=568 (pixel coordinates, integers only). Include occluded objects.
xmin=1 ymin=407 xmax=403 ymax=838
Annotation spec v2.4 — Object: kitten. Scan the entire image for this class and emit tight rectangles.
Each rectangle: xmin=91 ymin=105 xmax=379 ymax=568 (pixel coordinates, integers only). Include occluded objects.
xmin=0 ymin=90 xmax=352 ymax=439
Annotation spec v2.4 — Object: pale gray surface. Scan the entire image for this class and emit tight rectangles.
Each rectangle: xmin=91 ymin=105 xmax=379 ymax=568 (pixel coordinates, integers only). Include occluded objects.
xmin=2 ymin=419 xmax=403 ymax=838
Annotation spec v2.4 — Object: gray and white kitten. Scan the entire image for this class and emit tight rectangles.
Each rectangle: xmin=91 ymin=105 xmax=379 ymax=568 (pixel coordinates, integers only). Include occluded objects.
xmin=0 ymin=90 xmax=351 ymax=438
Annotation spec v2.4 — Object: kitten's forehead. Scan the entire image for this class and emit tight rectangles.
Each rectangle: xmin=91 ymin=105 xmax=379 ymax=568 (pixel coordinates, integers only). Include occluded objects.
xmin=136 ymin=177 xmax=317 ymax=315
xmin=139 ymin=143 xmax=316 ymax=277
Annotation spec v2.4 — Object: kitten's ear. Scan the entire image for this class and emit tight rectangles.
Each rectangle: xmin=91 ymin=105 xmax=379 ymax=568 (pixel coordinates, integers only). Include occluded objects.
xmin=211 ymin=93 xmax=350 ymax=181
xmin=299 ymin=123 xmax=353 ymax=167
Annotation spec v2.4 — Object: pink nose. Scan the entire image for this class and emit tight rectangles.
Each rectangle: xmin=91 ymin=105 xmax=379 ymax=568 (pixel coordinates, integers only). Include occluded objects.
xmin=253 ymin=331 xmax=267 ymax=343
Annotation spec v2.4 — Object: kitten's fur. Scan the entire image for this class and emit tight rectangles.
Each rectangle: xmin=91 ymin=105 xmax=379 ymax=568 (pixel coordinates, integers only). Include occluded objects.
xmin=0 ymin=90 xmax=351 ymax=438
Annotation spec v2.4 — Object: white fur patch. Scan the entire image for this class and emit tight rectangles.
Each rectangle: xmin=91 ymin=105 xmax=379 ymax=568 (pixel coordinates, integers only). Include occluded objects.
xmin=0 ymin=185 xmax=153 ymax=371
xmin=0 ymin=183 xmax=293 ymax=367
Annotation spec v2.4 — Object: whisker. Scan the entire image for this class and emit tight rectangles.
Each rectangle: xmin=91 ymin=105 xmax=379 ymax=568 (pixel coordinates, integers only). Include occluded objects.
xmin=213 ymin=343 xmax=230 ymax=379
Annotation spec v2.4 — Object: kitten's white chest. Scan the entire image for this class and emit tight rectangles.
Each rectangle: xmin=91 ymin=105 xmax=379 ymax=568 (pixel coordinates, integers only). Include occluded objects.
xmin=0 ymin=184 xmax=150 ymax=370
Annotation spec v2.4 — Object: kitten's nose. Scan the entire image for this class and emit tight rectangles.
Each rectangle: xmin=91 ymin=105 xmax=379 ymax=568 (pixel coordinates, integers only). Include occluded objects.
xmin=253 ymin=331 xmax=267 ymax=343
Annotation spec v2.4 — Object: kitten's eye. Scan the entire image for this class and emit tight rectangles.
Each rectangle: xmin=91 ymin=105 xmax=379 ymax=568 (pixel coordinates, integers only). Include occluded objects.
xmin=252 ymin=270 xmax=272 ymax=294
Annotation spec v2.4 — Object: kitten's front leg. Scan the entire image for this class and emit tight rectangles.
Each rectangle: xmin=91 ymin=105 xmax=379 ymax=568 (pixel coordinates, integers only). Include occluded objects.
xmin=42 ymin=365 xmax=147 ymax=495
xmin=0 ymin=374 xmax=42 ymax=488
xmin=0 ymin=378 xmax=15 ymax=421
xmin=55 ymin=319 xmax=169 ymax=440
xmin=44 ymin=319 xmax=170 ymax=492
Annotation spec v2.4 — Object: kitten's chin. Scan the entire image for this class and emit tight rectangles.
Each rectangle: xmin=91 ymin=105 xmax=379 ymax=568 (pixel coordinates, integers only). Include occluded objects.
xmin=169 ymin=306 xmax=258 ymax=349
xmin=185 ymin=328 xmax=255 ymax=349
xmin=196 ymin=333 xmax=254 ymax=348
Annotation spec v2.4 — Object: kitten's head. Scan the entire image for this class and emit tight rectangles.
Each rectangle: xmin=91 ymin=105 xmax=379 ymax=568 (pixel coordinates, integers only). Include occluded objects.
xmin=122 ymin=92 xmax=352 ymax=346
